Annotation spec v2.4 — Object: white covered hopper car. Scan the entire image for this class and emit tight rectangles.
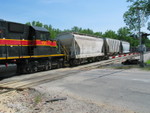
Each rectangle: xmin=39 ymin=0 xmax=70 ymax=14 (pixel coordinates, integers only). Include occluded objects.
xmin=56 ymin=33 xmax=106 ymax=65
xmin=105 ymin=38 xmax=130 ymax=55
xmin=121 ymin=41 xmax=130 ymax=53
xmin=105 ymin=38 xmax=121 ymax=55
xmin=56 ymin=33 xmax=130 ymax=66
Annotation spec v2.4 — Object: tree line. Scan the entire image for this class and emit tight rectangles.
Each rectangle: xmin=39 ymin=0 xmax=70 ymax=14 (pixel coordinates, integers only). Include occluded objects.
xmin=26 ymin=21 xmax=150 ymax=47
xmin=26 ymin=0 xmax=150 ymax=48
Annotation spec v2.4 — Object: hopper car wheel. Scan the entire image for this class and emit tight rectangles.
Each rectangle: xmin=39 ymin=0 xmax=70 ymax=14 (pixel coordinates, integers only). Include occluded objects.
xmin=88 ymin=59 xmax=92 ymax=63
xmin=69 ymin=60 xmax=80 ymax=66
xmin=69 ymin=60 xmax=75 ymax=66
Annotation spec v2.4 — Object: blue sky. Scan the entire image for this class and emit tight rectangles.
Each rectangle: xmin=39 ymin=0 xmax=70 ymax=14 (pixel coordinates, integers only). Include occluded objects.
xmin=0 ymin=0 xmax=148 ymax=33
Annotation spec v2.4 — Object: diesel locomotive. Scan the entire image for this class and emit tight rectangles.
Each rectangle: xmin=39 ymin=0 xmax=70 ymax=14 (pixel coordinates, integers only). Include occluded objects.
xmin=0 ymin=20 xmax=64 ymax=73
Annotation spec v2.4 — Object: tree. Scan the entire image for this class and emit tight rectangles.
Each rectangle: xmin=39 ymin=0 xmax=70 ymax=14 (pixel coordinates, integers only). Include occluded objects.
xmin=124 ymin=0 xmax=150 ymax=31
xmin=94 ymin=32 xmax=103 ymax=37
xmin=71 ymin=26 xmax=82 ymax=33
xmin=26 ymin=21 xmax=61 ymax=39
xmin=26 ymin=21 xmax=43 ymax=27
xmin=148 ymin=22 xmax=150 ymax=30
xmin=103 ymin=30 xmax=117 ymax=38
xmin=117 ymin=27 xmax=131 ymax=39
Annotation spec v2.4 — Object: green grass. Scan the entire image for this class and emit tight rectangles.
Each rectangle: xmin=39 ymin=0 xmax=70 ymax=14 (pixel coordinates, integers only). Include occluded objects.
xmin=110 ymin=64 xmax=150 ymax=71
xmin=146 ymin=60 xmax=150 ymax=64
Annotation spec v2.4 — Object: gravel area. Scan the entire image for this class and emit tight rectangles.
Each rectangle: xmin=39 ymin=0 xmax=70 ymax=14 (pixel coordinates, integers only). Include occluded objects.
xmin=0 ymin=87 xmax=135 ymax=113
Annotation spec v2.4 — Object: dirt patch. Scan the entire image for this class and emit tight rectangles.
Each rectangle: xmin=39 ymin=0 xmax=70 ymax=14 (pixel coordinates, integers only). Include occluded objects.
xmin=0 ymin=88 xmax=104 ymax=113
xmin=0 ymin=88 xmax=44 ymax=113
xmin=0 ymin=87 xmax=136 ymax=113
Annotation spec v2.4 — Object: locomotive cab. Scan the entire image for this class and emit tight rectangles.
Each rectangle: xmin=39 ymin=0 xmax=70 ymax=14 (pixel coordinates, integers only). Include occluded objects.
xmin=0 ymin=20 xmax=6 ymax=39
xmin=30 ymin=26 xmax=50 ymax=41
xmin=28 ymin=26 xmax=58 ymax=55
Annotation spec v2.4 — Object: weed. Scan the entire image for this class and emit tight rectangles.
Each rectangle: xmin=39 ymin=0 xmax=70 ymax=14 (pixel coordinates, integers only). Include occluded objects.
xmin=142 ymin=66 xmax=150 ymax=71
xmin=34 ymin=95 xmax=42 ymax=105
xmin=112 ymin=65 xmax=139 ymax=69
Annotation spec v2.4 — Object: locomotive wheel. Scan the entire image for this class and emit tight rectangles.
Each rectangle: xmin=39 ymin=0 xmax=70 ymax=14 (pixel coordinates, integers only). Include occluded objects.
xmin=33 ymin=65 xmax=38 ymax=72
xmin=48 ymin=62 xmax=52 ymax=70
xmin=57 ymin=61 xmax=63 ymax=68
xmin=44 ymin=65 xmax=49 ymax=71
xmin=25 ymin=66 xmax=32 ymax=73
xmin=24 ymin=64 xmax=33 ymax=74
xmin=16 ymin=63 xmax=22 ymax=74
xmin=44 ymin=61 xmax=51 ymax=71
xmin=59 ymin=62 xmax=63 ymax=68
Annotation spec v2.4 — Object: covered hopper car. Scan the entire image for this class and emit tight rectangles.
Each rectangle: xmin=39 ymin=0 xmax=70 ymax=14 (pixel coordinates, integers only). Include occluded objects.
xmin=121 ymin=41 xmax=130 ymax=53
xmin=56 ymin=33 xmax=130 ymax=66
xmin=56 ymin=33 xmax=107 ymax=65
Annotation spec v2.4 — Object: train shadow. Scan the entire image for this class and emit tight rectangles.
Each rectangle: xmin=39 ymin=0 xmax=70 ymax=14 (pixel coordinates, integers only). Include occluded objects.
xmin=0 ymin=65 xmax=64 ymax=81
xmin=0 ymin=64 xmax=19 ymax=80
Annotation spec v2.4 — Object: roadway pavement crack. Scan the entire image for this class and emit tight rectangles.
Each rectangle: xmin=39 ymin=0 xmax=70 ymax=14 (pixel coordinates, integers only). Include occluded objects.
xmin=86 ymin=70 xmax=124 ymax=81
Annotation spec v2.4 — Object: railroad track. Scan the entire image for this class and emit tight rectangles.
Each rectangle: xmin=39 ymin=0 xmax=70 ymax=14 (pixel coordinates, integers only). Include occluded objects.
xmin=0 ymin=53 xmax=139 ymax=94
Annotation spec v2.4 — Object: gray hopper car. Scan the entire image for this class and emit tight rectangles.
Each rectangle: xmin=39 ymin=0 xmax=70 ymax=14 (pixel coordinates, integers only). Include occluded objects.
xmin=105 ymin=38 xmax=130 ymax=55
xmin=121 ymin=41 xmax=130 ymax=53
xmin=57 ymin=33 xmax=106 ymax=65
xmin=56 ymin=33 xmax=130 ymax=66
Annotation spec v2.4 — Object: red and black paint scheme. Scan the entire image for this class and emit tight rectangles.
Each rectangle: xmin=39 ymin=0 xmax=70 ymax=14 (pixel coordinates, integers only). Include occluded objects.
xmin=0 ymin=20 xmax=64 ymax=73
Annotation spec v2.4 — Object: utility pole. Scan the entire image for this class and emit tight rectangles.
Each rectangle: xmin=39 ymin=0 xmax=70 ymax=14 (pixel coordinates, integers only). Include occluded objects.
xmin=137 ymin=8 xmax=144 ymax=67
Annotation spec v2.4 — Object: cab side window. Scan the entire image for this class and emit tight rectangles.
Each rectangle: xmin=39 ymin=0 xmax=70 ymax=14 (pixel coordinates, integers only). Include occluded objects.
xmin=0 ymin=30 xmax=2 ymax=38
xmin=40 ymin=33 xmax=46 ymax=40
xmin=0 ymin=29 xmax=5 ymax=38
xmin=39 ymin=32 xmax=49 ymax=41
xmin=0 ymin=21 xmax=6 ymax=38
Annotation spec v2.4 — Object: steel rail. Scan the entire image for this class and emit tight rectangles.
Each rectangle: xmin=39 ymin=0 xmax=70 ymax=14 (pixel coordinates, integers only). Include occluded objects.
xmin=0 ymin=53 xmax=139 ymax=94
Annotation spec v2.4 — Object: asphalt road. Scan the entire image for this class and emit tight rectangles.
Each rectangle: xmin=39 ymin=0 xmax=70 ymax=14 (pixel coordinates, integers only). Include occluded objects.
xmin=38 ymin=68 xmax=150 ymax=113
